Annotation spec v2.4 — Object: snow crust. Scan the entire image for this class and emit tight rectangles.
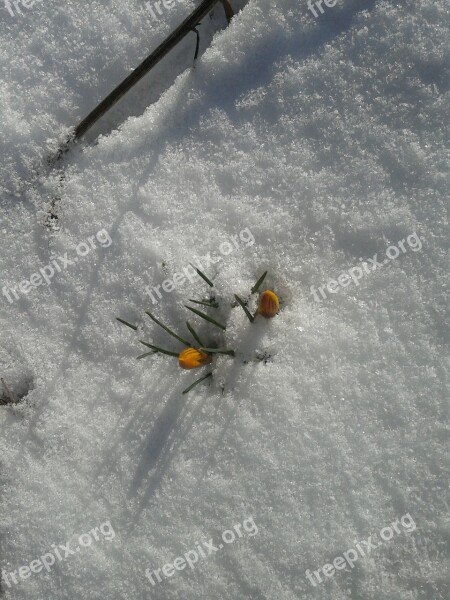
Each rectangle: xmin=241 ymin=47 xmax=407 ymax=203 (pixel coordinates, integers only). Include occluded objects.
xmin=0 ymin=0 xmax=449 ymax=599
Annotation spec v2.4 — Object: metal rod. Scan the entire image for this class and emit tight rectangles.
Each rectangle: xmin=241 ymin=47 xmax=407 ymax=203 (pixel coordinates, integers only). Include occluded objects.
xmin=73 ymin=0 xmax=228 ymax=140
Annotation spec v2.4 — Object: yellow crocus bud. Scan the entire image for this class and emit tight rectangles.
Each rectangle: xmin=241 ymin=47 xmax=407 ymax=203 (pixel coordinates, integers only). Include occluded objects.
xmin=257 ymin=290 xmax=279 ymax=318
xmin=178 ymin=348 xmax=212 ymax=370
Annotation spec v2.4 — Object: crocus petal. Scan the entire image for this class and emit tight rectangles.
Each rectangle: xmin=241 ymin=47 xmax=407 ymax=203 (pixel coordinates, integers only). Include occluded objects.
xmin=178 ymin=347 xmax=212 ymax=369
xmin=258 ymin=290 xmax=279 ymax=318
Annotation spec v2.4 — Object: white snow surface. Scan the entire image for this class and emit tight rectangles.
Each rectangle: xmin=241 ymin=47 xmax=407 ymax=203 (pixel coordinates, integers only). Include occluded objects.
xmin=0 ymin=0 xmax=449 ymax=599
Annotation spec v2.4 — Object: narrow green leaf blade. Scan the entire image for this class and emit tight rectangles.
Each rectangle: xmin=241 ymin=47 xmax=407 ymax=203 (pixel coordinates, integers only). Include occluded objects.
xmin=139 ymin=340 xmax=179 ymax=357
xmin=136 ymin=351 xmax=157 ymax=360
xmin=188 ymin=299 xmax=219 ymax=308
xmin=186 ymin=321 xmax=204 ymax=347
xmin=251 ymin=271 xmax=268 ymax=294
xmin=199 ymin=347 xmax=235 ymax=356
xmin=145 ymin=310 xmax=191 ymax=346
xmin=182 ymin=372 xmax=213 ymax=395
xmin=116 ymin=317 xmax=138 ymax=331
xmin=185 ymin=306 xmax=226 ymax=330
xmin=234 ymin=294 xmax=254 ymax=323
xmin=190 ymin=263 xmax=214 ymax=287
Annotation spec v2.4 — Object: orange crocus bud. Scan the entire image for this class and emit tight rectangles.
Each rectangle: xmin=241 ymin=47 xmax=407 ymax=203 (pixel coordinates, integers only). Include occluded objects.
xmin=257 ymin=290 xmax=279 ymax=318
xmin=178 ymin=348 xmax=212 ymax=370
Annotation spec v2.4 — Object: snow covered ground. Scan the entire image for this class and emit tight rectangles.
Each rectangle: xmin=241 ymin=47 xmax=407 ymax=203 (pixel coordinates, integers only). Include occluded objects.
xmin=0 ymin=0 xmax=449 ymax=599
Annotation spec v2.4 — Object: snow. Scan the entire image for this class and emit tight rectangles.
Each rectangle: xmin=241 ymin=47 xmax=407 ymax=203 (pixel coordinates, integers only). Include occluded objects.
xmin=0 ymin=0 xmax=449 ymax=599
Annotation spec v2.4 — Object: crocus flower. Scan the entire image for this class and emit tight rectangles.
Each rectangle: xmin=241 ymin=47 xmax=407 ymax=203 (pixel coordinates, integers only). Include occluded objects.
xmin=257 ymin=290 xmax=279 ymax=318
xmin=178 ymin=347 xmax=212 ymax=369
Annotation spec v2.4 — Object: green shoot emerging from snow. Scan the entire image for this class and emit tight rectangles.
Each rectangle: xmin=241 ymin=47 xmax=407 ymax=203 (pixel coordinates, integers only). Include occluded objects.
xmin=117 ymin=271 xmax=279 ymax=393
